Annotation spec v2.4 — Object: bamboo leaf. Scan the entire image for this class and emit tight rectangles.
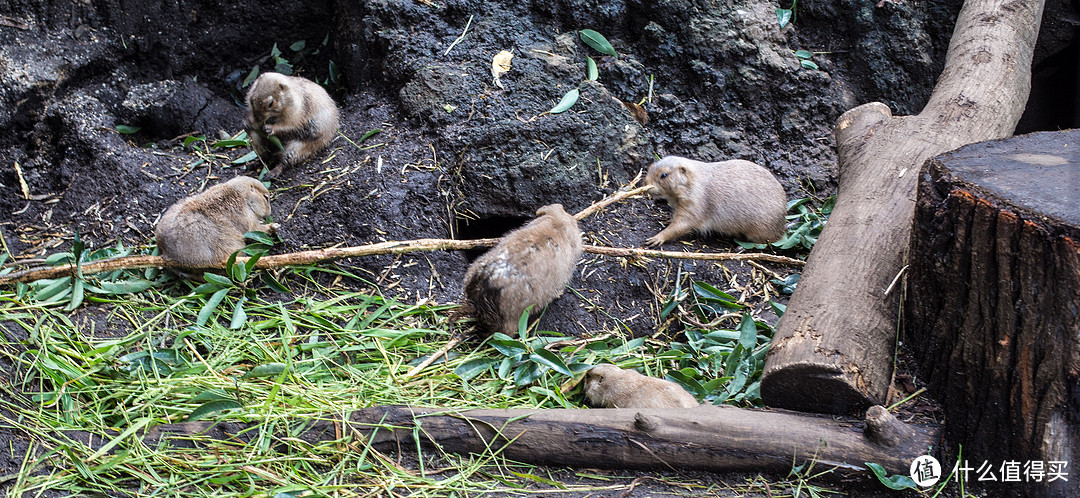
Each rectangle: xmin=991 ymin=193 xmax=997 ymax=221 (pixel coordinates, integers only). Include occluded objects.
xmin=579 ymin=29 xmax=617 ymax=57
xmin=866 ymin=462 xmax=918 ymax=490
xmin=243 ymin=362 xmax=288 ymax=379
xmin=546 ymin=88 xmax=579 ymax=115
xmin=586 ymin=56 xmax=598 ymax=81
xmin=529 ymin=349 xmax=573 ymax=376
xmin=197 ymin=288 xmax=230 ymax=326
xmin=454 ymin=358 xmax=495 ymax=381
xmin=229 ymin=296 xmax=248 ymax=330
xmin=115 ymin=125 xmax=141 ymax=135
xmin=187 ymin=400 xmax=242 ymax=422
xmin=232 ymin=151 xmax=259 ymax=164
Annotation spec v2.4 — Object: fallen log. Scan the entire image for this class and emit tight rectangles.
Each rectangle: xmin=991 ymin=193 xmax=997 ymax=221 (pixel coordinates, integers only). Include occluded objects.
xmin=66 ymin=404 xmax=938 ymax=477
xmin=906 ymin=130 xmax=1079 ymax=498
xmin=761 ymin=0 xmax=1046 ymax=415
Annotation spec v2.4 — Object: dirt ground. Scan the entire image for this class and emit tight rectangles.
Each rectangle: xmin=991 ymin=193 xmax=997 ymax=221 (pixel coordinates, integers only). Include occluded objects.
xmin=1 ymin=0 xmax=1077 ymax=495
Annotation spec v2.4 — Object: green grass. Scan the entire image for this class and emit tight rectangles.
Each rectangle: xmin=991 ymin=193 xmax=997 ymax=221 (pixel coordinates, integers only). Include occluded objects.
xmin=0 ymin=197 xmax=837 ymax=496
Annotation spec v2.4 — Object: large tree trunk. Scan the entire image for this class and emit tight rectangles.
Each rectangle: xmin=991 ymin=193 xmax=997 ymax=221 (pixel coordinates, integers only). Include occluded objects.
xmin=761 ymin=0 xmax=1046 ymax=415
xmin=906 ymin=130 xmax=1079 ymax=498
xmin=68 ymin=404 xmax=938 ymax=477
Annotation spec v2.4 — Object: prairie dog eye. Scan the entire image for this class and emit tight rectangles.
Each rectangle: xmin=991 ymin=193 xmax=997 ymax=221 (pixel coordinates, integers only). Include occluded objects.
xmin=660 ymin=173 xmax=668 ymax=179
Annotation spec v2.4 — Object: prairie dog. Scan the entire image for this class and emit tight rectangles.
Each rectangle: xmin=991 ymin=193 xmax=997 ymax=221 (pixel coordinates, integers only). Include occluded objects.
xmin=583 ymin=364 xmax=698 ymax=409
xmin=155 ymin=176 xmax=275 ymax=267
xmin=245 ymin=72 xmax=339 ymax=175
xmin=644 ymin=156 xmax=787 ymax=247
xmin=463 ymin=204 xmax=583 ymax=337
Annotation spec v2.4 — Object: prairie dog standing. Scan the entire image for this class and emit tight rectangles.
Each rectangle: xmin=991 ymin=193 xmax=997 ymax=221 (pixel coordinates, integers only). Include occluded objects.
xmin=155 ymin=176 xmax=275 ymax=267
xmin=245 ymin=72 xmax=339 ymax=175
xmin=463 ymin=204 xmax=583 ymax=337
xmin=583 ymin=364 xmax=699 ymax=409
xmin=644 ymin=156 xmax=787 ymax=247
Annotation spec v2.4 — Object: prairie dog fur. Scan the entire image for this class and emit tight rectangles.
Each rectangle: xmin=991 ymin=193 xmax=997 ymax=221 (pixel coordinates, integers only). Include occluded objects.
xmin=245 ymin=72 xmax=339 ymax=175
xmin=644 ymin=156 xmax=787 ymax=247
xmin=463 ymin=204 xmax=583 ymax=337
xmin=583 ymin=364 xmax=698 ymax=409
xmin=155 ymin=176 xmax=275 ymax=267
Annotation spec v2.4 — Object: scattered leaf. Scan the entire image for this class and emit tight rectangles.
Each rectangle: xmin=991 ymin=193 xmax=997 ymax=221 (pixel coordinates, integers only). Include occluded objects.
xmin=866 ymin=462 xmax=918 ymax=490
xmin=586 ymin=56 xmax=598 ymax=81
xmin=289 ymin=40 xmax=306 ymax=52
xmin=491 ymin=50 xmax=513 ymax=89
xmin=579 ymin=29 xmax=617 ymax=57
xmin=243 ymin=362 xmax=288 ymax=379
xmin=793 ymin=49 xmax=813 ymax=60
xmin=776 ymin=8 xmax=793 ymax=29
xmin=187 ymin=400 xmax=242 ymax=422
xmin=545 ymin=88 xmax=579 ymax=115
xmin=115 ymin=125 xmax=141 ymax=135
xmin=800 ymin=59 xmax=819 ymax=70
xmin=232 ymin=151 xmax=259 ymax=164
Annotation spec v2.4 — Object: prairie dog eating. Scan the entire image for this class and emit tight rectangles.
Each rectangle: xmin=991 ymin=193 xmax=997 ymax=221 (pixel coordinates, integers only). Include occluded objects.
xmin=583 ymin=364 xmax=698 ymax=409
xmin=644 ymin=156 xmax=787 ymax=247
xmin=245 ymin=72 xmax=339 ymax=175
xmin=463 ymin=204 xmax=583 ymax=337
xmin=155 ymin=176 xmax=275 ymax=267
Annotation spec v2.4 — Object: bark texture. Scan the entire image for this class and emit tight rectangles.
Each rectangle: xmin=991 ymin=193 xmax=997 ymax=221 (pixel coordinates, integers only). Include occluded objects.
xmin=906 ymin=130 xmax=1080 ymax=498
xmin=761 ymin=0 xmax=1047 ymax=415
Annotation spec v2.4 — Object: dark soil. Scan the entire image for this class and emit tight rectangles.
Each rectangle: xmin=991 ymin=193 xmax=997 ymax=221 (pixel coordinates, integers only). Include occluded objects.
xmin=1 ymin=0 xmax=1076 ymax=495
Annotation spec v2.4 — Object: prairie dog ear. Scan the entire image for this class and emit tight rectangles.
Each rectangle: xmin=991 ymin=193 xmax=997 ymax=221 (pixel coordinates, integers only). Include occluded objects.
xmin=678 ymin=165 xmax=687 ymax=174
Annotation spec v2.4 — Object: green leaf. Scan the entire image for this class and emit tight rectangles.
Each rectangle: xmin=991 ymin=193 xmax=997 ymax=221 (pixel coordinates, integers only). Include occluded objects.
xmin=770 ymin=300 xmax=787 ymax=317
xmin=513 ymin=362 xmax=542 ymax=386
xmin=776 ymin=8 xmax=793 ymax=29
xmin=232 ymin=151 xmax=259 ymax=164
xmin=64 ymin=278 xmax=85 ymax=311
xmin=183 ymin=135 xmax=207 ymax=146
xmin=212 ymin=139 xmax=249 ymax=148
xmin=454 ymin=358 xmax=495 ymax=381
xmin=242 ymin=66 xmax=260 ymax=88
xmin=203 ymin=272 xmax=233 ymax=288
xmin=289 ymin=40 xmax=306 ymax=52
xmin=586 ymin=56 xmax=598 ymax=81
xmin=738 ymin=313 xmax=758 ymax=350
xmin=95 ymin=279 xmax=155 ymax=295
xmin=267 ymin=135 xmax=284 ymax=151
xmin=244 ymin=252 xmax=261 ymax=274
xmin=546 ymin=88 xmax=579 ymax=115
xmin=244 ymin=231 xmax=276 ymax=245
xmin=359 ymin=129 xmax=382 ymax=142
xmin=800 ymin=59 xmax=819 ymax=70
xmin=190 ymin=389 xmax=234 ymax=403
xmin=115 ymin=125 xmax=141 ymax=135
xmin=187 ymin=400 xmax=242 ymax=422
xmin=509 ymin=471 xmax=567 ymax=488
xmin=261 ymin=271 xmax=291 ymax=294
xmin=197 ymin=288 xmax=230 ymax=326
xmin=229 ymin=296 xmax=248 ymax=330
xmin=270 ymin=43 xmax=282 ymax=57
xmin=34 ymin=277 xmax=73 ymax=302
xmin=529 ymin=349 xmax=573 ymax=376
xmin=579 ymin=29 xmax=617 ymax=57
xmin=489 ymin=334 xmax=529 ymax=357
xmin=243 ymin=362 xmax=288 ymax=379
xmin=866 ymin=462 xmax=918 ymax=490
xmin=793 ymin=49 xmax=813 ymax=60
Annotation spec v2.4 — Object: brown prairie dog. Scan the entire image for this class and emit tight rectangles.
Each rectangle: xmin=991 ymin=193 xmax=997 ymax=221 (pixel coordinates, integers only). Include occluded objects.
xmin=155 ymin=176 xmax=275 ymax=267
xmin=463 ymin=204 xmax=583 ymax=337
xmin=583 ymin=364 xmax=699 ymax=409
xmin=644 ymin=156 xmax=787 ymax=247
xmin=245 ymin=72 xmax=339 ymax=175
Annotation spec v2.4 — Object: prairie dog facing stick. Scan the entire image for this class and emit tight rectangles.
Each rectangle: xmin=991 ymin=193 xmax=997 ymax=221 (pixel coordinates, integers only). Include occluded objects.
xmin=583 ymin=364 xmax=699 ymax=409
xmin=463 ymin=204 xmax=583 ymax=337
xmin=245 ymin=72 xmax=339 ymax=176
xmin=644 ymin=156 xmax=787 ymax=247
xmin=155 ymin=176 xmax=275 ymax=267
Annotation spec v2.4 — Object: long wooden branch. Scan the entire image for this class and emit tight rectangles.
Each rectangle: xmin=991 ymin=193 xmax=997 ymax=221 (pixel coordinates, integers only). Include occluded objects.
xmin=0 ymin=241 xmax=804 ymax=284
xmin=62 ymin=404 xmax=936 ymax=477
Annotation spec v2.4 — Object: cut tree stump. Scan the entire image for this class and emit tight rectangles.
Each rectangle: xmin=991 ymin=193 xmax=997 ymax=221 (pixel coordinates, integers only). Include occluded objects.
xmin=65 ymin=404 xmax=939 ymax=477
xmin=906 ymin=130 xmax=1079 ymax=498
xmin=760 ymin=0 xmax=1045 ymax=415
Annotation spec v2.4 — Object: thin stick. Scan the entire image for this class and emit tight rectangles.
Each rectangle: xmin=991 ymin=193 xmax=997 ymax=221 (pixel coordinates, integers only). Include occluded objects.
xmin=444 ymin=15 xmax=474 ymax=56
xmin=404 ymin=336 xmax=463 ymax=378
xmin=573 ymin=171 xmax=648 ymax=221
